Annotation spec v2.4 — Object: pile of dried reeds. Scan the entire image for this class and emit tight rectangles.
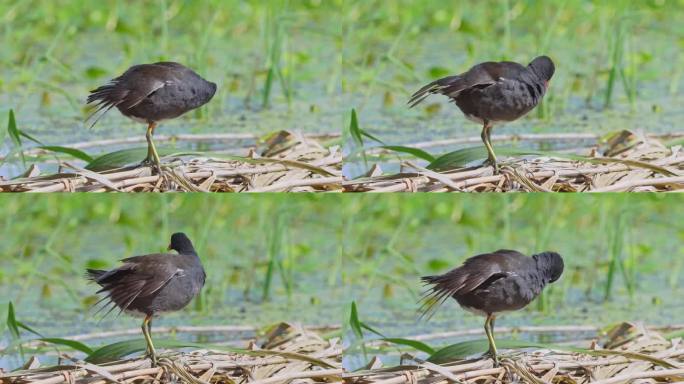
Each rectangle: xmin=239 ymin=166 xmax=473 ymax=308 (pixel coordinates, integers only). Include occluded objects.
xmin=344 ymin=322 xmax=684 ymax=383
xmin=0 ymin=131 xmax=342 ymax=192
xmin=344 ymin=132 xmax=684 ymax=192
xmin=0 ymin=323 xmax=343 ymax=384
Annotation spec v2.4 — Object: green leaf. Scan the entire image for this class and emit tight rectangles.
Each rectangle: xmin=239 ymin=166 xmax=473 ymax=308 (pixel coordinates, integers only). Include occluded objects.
xmin=86 ymin=148 xmax=177 ymax=171
xmin=349 ymin=109 xmax=363 ymax=146
xmin=349 ymin=301 xmax=364 ymax=339
xmin=379 ymin=146 xmax=436 ymax=162
xmin=348 ymin=109 xmax=385 ymax=146
xmin=6 ymin=301 xmax=20 ymax=340
xmin=427 ymin=146 xmax=544 ymax=171
xmin=38 ymin=146 xmax=94 ymax=162
xmin=85 ymin=148 xmax=148 ymax=171
xmin=39 ymin=338 xmax=94 ymax=355
xmin=427 ymin=339 xmax=551 ymax=364
xmin=381 ymin=338 xmax=436 ymax=355
xmin=17 ymin=321 xmax=43 ymax=338
xmin=7 ymin=109 xmax=20 ymax=147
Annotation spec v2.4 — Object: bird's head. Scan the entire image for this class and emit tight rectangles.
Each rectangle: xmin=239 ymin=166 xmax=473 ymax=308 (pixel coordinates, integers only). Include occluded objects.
xmin=528 ymin=55 xmax=555 ymax=85
xmin=533 ymin=251 xmax=564 ymax=283
xmin=168 ymin=232 xmax=197 ymax=255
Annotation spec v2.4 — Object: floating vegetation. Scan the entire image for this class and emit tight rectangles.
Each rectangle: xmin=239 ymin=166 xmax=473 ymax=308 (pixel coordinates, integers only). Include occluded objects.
xmin=343 ymin=322 xmax=684 ymax=384
xmin=0 ymin=323 xmax=342 ymax=384
xmin=0 ymin=131 xmax=342 ymax=192
xmin=344 ymin=131 xmax=684 ymax=192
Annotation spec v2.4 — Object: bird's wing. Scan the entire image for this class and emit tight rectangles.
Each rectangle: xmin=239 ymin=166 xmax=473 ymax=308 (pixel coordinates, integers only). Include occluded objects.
xmin=85 ymin=65 xmax=172 ymax=128
xmin=91 ymin=255 xmax=183 ymax=317
xmin=417 ymin=250 xmax=523 ymax=320
xmin=408 ymin=61 xmax=526 ymax=108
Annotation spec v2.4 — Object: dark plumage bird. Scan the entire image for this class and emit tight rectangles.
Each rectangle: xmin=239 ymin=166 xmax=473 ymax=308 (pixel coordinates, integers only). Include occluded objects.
xmin=419 ymin=249 xmax=564 ymax=364
xmin=409 ymin=56 xmax=555 ymax=172
xmin=87 ymin=232 xmax=206 ymax=365
xmin=87 ymin=62 xmax=217 ymax=172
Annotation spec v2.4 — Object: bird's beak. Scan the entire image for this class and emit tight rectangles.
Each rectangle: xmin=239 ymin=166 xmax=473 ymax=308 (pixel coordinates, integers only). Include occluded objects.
xmin=544 ymin=80 xmax=550 ymax=89
xmin=167 ymin=243 xmax=172 ymax=251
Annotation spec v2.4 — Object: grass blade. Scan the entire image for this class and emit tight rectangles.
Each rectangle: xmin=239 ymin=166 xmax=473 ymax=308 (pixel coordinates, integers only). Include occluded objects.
xmin=6 ymin=302 xmax=20 ymax=340
xmin=38 ymin=146 xmax=94 ymax=163
xmin=38 ymin=338 xmax=94 ymax=355
xmin=379 ymin=146 xmax=435 ymax=163
xmin=381 ymin=338 xmax=436 ymax=355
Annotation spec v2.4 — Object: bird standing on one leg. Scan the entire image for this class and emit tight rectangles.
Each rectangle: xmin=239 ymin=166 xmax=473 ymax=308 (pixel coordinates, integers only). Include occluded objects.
xmin=409 ymin=56 xmax=555 ymax=173
xmin=86 ymin=232 xmax=206 ymax=365
xmin=87 ymin=62 xmax=217 ymax=174
xmin=419 ymin=249 xmax=564 ymax=365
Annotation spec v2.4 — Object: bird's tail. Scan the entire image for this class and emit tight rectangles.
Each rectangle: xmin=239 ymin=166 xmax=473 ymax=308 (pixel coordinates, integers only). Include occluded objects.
xmin=408 ymin=75 xmax=463 ymax=108
xmin=417 ymin=273 xmax=458 ymax=321
xmin=85 ymin=268 xmax=106 ymax=283
xmin=85 ymin=81 xmax=127 ymax=129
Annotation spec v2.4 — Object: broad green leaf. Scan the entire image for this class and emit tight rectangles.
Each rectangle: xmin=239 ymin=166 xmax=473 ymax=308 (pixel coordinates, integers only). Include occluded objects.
xmin=381 ymin=338 xmax=436 ymax=355
xmin=427 ymin=339 xmax=552 ymax=364
xmin=379 ymin=146 xmax=436 ymax=163
xmin=39 ymin=338 xmax=94 ymax=355
xmin=38 ymin=146 xmax=94 ymax=163
xmin=86 ymin=148 xmax=174 ymax=171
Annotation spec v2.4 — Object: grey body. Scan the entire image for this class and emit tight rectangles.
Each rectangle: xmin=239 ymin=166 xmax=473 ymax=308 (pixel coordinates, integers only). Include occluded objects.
xmin=87 ymin=234 xmax=206 ymax=317
xmin=409 ymin=56 xmax=555 ymax=124
xmin=87 ymin=62 xmax=217 ymax=126
xmin=420 ymin=249 xmax=563 ymax=318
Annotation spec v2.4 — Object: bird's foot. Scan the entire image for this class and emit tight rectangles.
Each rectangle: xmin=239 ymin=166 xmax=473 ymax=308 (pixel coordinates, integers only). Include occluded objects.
xmin=483 ymin=158 xmax=499 ymax=174
xmin=140 ymin=158 xmax=163 ymax=175
xmin=144 ymin=351 xmax=158 ymax=367
xmin=483 ymin=350 xmax=500 ymax=367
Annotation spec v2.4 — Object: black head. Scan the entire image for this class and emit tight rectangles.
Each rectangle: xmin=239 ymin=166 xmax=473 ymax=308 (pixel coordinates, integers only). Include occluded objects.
xmin=168 ymin=232 xmax=196 ymax=255
xmin=533 ymin=251 xmax=564 ymax=283
xmin=528 ymin=56 xmax=555 ymax=82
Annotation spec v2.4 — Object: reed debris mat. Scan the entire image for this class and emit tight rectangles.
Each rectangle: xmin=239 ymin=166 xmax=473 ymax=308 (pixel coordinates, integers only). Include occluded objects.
xmin=0 ymin=323 xmax=342 ymax=384
xmin=0 ymin=132 xmax=342 ymax=192
xmin=343 ymin=322 xmax=684 ymax=384
xmin=344 ymin=131 xmax=684 ymax=192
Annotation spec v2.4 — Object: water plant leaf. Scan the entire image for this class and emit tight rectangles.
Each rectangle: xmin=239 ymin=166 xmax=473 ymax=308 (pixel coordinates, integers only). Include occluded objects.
xmin=349 ymin=109 xmax=384 ymax=146
xmin=38 ymin=146 xmax=94 ymax=163
xmin=85 ymin=148 xmax=174 ymax=171
xmin=38 ymin=338 xmax=94 ymax=355
xmin=7 ymin=109 xmax=21 ymax=147
xmin=381 ymin=338 xmax=436 ymax=355
xmin=427 ymin=339 xmax=551 ymax=364
xmin=427 ymin=147 xmax=543 ymax=171
xmin=6 ymin=302 xmax=21 ymax=340
xmin=349 ymin=301 xmax=364 ymax=339
xmin=379 ymin=146 xmax=436 ymax=163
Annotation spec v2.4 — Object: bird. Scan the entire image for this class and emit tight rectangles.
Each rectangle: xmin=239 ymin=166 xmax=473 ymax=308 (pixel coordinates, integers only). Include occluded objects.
xmin=86 ymin=232 xmax=206 ymax=365
xmin=408 ymin=56 xmax=555 ymax=172
xmin=419 ymin=249 xmax=564 ymax=365
xmin=86 ymin=62 xmax=217 ymax=173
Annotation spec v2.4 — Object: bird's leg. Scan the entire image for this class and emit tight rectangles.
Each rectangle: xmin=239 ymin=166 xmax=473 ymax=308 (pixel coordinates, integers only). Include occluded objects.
xmin=141 ymin=314 xmax=157 ymax=366
xmin=144 ymin=122 xmax=162 ymax=174
xmin=484 ymin=313 xmax=499 ymax=366
xmin=480 ymin=121 xmax=498 ymax=173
